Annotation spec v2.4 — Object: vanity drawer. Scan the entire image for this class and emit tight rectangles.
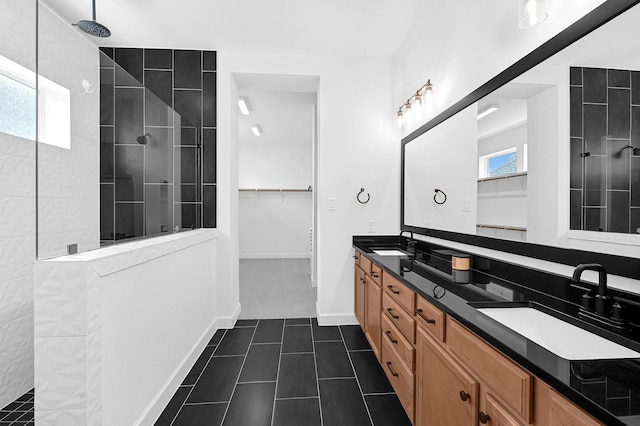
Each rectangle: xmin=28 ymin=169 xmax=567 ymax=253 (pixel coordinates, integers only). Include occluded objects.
xmin=370 ymin=263 xmax=383 ymax=286
xmin=382 ymin=330 xmax=415 ymax=424
xmin=382 ymin=293 xmax=415 ymax=344
xmin=381 ymin=313 xmax=415 ymax=371
xmin=446 ymin=317 xmax=533 ymax=424
xmin=360 ymin=255 xmax=372 ymax=276
xmin=383 ymin=273 xmax=415 ymax=314
xmin=354 ymin=250 xmax=362 ymax=267
xmin=415 ymin=296 xmax=445 ymax=342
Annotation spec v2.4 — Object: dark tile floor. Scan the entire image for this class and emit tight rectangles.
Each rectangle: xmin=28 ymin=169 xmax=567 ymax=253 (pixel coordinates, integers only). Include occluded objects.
xmin=0 ymin=389 xmax=34 ymax=426
xmin=156 ymin=318 xmax=412 ymax=426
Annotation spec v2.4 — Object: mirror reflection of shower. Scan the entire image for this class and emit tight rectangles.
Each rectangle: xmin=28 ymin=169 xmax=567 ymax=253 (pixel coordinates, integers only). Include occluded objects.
xmin=136 ymin=132 xmax=151 ymax=145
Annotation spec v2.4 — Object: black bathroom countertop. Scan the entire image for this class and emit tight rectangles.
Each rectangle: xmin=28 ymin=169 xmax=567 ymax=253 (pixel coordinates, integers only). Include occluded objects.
xmin=353 ymin=237 xmax=640 ymax=426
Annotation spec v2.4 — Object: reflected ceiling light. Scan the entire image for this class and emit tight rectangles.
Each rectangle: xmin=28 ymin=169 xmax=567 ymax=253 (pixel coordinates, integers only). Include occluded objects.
xmin=518 ymin=0 xmax=548 ymax=29
xmin=238 ymin=97 xmax=250 ymax=115
xmin=250 ymin=124 xmax=262 ymax=136
xmin=396 ymin=79 xmax=433 ymax=128
xmin=477 ymin=104 xmax=500 ymax=120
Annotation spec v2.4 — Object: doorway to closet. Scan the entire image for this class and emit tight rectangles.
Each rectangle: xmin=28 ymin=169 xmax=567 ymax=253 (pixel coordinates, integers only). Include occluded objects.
xmin=235 ymin=73 xmax=318 ymax=319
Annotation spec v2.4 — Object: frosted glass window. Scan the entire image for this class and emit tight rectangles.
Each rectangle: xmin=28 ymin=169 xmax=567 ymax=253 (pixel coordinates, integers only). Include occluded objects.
xmin=0 ymin=72 xmax=36 ymax=140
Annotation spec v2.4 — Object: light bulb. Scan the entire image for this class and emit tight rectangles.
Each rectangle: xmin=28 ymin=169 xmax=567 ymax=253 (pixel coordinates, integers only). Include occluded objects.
xmin=397 ymin=110 xmax=404 ymax=128
xmin=413 ymin=94 xmax=423 ymax=118
xmin=518 ymin=0 xmax=548 ymax=29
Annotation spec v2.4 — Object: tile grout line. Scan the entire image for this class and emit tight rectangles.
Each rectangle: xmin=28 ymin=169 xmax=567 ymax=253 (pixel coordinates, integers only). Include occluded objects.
xmin=339 ymin=326 xmax=375 ymax=426
xmin=269 ymin=320 xmax=286 ymax=426
xmin=310 ymin=320 xmax=324 ymax=426
xmin=168 ymin=328 xmax=228 ymax=426
xmin=218 ymin=323 xmax=259 ymax=425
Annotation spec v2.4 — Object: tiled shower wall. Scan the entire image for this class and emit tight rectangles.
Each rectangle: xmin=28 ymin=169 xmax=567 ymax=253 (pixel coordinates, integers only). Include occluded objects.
xmin=569 ymin=66 xmax=640 ymax=234
xmin=99 ymin=48 xmax=216 ymax=242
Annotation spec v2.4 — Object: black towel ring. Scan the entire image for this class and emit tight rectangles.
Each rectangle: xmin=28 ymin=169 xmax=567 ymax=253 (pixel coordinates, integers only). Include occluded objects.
xmin=433 ymin=188 xmax=447 ymax=205
xmin=357 ymin=188 xmax=370 ymax=204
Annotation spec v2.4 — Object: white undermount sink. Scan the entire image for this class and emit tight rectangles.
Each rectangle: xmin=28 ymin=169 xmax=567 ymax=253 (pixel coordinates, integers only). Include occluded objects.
xmin=373 ymin=249 xmax=408 ymax=256
xmin=477 ymin=307 xmax=640 ymax=360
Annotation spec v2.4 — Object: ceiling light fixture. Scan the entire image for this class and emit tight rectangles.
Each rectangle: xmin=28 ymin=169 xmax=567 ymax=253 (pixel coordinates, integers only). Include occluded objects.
xmin=250 ymin=124 xmax=262 ymax=136
xmin=477 ymin=104 xmax=501 ymax=120
xmin=238 ymin=97 xmax=250 ymax=115
xmin=396 ymin=79 xmax=433 ymax=128
xmin=518 ymin=0 xmax=548 ymax=29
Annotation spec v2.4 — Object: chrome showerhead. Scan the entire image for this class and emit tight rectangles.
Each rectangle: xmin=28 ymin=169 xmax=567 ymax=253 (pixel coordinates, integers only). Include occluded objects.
xmin=74 ymin=0 xmax=111 ymax=38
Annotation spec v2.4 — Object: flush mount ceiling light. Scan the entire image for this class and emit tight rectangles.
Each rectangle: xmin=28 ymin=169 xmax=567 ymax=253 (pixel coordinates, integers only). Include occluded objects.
xmin=238 ymin=97 xmax=251 ymax=115
xmin=396 ymin=79 xmax=433 ymax=128
xmin=518 ymin=0 xmax=548 ymax=29
xmin=477 ymin=104 xmax=501 ymax=120
xmin=250 ymin=124 xmax=262 ymax=136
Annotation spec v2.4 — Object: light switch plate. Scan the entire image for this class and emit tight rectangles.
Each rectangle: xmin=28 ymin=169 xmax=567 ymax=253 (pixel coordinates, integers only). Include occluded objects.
xmin=328 ymin=197 xmax=336 ymax=211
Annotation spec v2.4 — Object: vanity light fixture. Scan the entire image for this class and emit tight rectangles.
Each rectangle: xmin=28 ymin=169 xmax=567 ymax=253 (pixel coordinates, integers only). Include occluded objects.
xmin=397 ymin=79 xmax=433 ymax=128
xmin=238 ymin=97 xmax=250 ymax=115
xmin=518 ymin=0 xmax=548 ymax=29
xmin=477 ymin=104 xmax=500 ymax=119
xmin=250 ymin=124 xmax=262 ymax=136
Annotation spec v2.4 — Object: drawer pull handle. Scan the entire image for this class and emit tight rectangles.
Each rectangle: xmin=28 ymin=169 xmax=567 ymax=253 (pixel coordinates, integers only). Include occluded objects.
xmin=479 ymin=412 xmax=491 ymax=424
xmin=371 ymin=272 xmax=380 ymax=278
xmin=459 ymin=391 xmax=471 ymax=402
xmin=386 ymin=361 xmax=399 ymax=377
xmin=416 ymin=308 xmax=436 ymax=324
xmin=387 ymin=285 xmax=400 ymax=294
xmin=386 ymin=308 xmax=399 ymax=319
xmin=385 ymin=330 xmax=398 ymax=344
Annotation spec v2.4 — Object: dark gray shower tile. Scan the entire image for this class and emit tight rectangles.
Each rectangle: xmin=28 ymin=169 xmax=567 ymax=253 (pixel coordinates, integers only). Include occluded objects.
xmin=144 ymin=48 xmax=172 ymax=70
xmin=365 ymin=394 xmax=412 ymax=426
xmin=584 ymin=156 xmax=606 ymax=206
xmin=282 ymin=325 xmax=313 ymax=353
xmin=173 ymin=403 xmax=226 ymax=426
xmin=609 ymin=69 xmax=631 ymax=88
xmin=276 ymin=353 xmax=318 ymax=398
xmin=318 ymin=379 xmax=370 ymax=426
xmin=154 ymin=386 xmax=190 ymax=426
xmin=100 ymin=68 xmax=114 ymax=125
xmin=631 ymin=209 xmax=640 ymax=234
xmin=100 ymin=126 xmax=114 ymax=183
xmin=214 ymin=327 xmax=254 ymax=356
xmin=203 ymin=72 xmax=216 ymax=127
xmin=608 ymin=88 xmax=631 ymax=139
xmin=174 ymin=50 xmax=202 ymax=89
xmin=203 ymin=51 xmax=217 ymax=71
xmin=145 ymin=184 xmax=173 ymax=235
xmin=178 ymin=185 xmax=197 ymax=203
xmin=607 ymin=191 xmax=630 ymax=234
xmin=570 ymin=67 xmax=582 ymax=86
xmin=175 ymin=203 xmax=199 ymax=230
xmin=203 ymin=128 xmax=216 ymax=183
xmin=114 ymin=145 xmax=144 ymax=201
xmin=144 ymin=70 xmax=173 ymax=110
xmin=273 ymin=398 xmax=321 ymax=426
xmin=583 ymin=104 xmax=607 ymax=155
xmin=176 ymin=146 xmax=197 ymax=184
xmin=633 ymin=72 xmax=640 ymax=105
xmin=222 ymin=382 xmax=276 ymax=426
xmin=114 ymin=87 xmax=144 ymax=144
xmin=180 ymin=127 xmax=197 ymax=146
xmin=99 ymin=47 xmax=113 ymax=60
xmin=607 ymin=139 xmax=631 ymax=191
xmin=632 ymin=157 xmax=640 ymax=207
xmin=100 ymin=184 xmax=114 ymax=240
xmin=115 ymin=48 xmax=143 ymax=86
xmin=187 ymin=355 xmax=244 ymax=403
xmin=315 ymin=341 xmax=354 ymax=379
xmin=145 ymin=127 xmax=173 ymax=183
xmin=584 ymin=207 xmax=606 ymax=232
xmin=583 ymin=67 xmax=607 ymax=103
xmin=114 ymin=203 xmax=143 ymax=240
xmin=570 ymin=86 xmax=582 ymax=138
xmin=350 ymin=350 xmax=393 ymax=394
xmin=632 ymin=106 xmax=640 ymax=147
xmin=239 ymin=344 xmax=280 ymax=382
xmin=253 ymin=319 xmax=284 ymax=344
xmin=570 ymin=137 xmax=583 ymax=189
xmin=570 ymin=189 xmax=583 ymax=230
xmin=174 ymin=90 xmax=202 ymax=128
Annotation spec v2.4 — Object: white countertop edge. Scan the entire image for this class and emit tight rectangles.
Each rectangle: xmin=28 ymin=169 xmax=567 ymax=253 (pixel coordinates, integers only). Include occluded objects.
xmin=414 ymin=234 xmax=640 ymax=295
xmin=37 ymin=229 xmax=217 ymax=277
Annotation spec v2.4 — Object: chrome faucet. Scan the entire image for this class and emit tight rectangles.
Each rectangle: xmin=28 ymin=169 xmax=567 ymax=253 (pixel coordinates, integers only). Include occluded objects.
xmin=572 ymin=263 xmax=610 ymax=316
xmin=400 ymin=231 xmax=416 ymax=254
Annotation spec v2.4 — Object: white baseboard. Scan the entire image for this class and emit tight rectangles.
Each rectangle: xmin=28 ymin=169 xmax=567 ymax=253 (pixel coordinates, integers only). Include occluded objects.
xmin=239 ymin=253 xmax=311 ymax=259
xmin=315 ymin=301 xmax=358 ymax=326
xmin=215 ymin=303 xmax=242 ymax=329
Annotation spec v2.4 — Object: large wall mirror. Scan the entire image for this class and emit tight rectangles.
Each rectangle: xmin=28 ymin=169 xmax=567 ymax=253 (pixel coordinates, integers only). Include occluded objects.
xmin=402 ymin=0 xmax=640 ymax=264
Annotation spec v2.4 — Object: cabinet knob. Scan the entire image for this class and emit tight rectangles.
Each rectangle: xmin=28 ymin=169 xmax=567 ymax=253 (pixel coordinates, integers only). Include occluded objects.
xmin=387 ymin=285 xmax=400 ymax=295
xmin=459 ymin=390 xmax=471 ymax=402
xmin=386 ymin=308 xmax=399 ymax=319
xmin=479 ymin=412 xmax=491 ymax=424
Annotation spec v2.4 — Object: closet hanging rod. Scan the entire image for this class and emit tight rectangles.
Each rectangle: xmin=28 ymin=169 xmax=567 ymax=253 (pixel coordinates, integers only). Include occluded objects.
xmin=239 ymin=187 xmax=313 ymax=192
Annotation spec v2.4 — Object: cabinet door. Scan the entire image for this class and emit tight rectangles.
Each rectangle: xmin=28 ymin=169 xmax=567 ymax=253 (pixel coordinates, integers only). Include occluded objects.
xmin=354 ymin=265 xmax=366 ymax=328
xmin=416 ymin=326 xmax=479 ymax=426
xmin=483 ymin=393 xmax=525 ymax=426
xmin=365 ymin=278 xmax=382 ymax=359
xmin=548 ymin=389 xmax=603 ymax=426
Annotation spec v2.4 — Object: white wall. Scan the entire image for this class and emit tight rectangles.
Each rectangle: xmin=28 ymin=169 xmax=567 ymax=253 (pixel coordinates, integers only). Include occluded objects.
xmin=478 ymin=124 xmax=527 ymax=172
xmin=218 ymin=51 xmax=399 ymax=325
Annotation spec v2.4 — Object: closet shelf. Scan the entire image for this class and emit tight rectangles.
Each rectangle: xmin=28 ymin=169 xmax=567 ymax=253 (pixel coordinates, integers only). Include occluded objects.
xmin=477 ymin=172 xmax=527 ymax=183
xmin=239 ymin=187 xmax=312 ymax=192
xmin=476 ymin=224 xmax=527 ymax=232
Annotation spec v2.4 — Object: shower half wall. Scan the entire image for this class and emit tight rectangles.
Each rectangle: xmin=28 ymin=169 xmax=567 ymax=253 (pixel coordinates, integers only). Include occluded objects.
xmin=99 ymin=48 xmax=217 ymax=243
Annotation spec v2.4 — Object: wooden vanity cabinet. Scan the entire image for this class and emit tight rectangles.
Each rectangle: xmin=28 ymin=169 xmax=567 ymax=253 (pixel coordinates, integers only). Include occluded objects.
xmin=365 ymin=277 xmax=382 ymax=358
xmin=353 ymin=251 xmax=382 ymax=359
xmin=354 ymin=261 xmax=366 ymax=327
